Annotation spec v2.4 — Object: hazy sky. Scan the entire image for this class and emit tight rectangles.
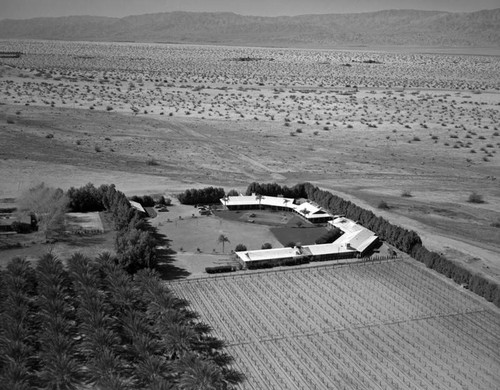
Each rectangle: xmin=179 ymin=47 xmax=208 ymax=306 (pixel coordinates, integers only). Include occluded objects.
xmin=3 ymin=0 xmax=500 ymax=19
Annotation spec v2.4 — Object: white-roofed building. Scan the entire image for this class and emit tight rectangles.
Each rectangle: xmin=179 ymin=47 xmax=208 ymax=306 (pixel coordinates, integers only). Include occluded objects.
xmin=129 ymin=200 xmax=146 ymax=214
xmin=235 ymin=238 xmax=359 ymax=269
xmin=235 ymin=246 xmax=306 ymax=268
xmin=234 ymin=215 xmax=379 ymax=269
xmin=291 ymin=201 xmax=332 ymax=223
xmin=221 ymin=194 xmax=332 ymax=223
xmin=222 ymin=194 xmax=295 ymax=210
xmin=329 ymin=217 xmax=379 ymax=255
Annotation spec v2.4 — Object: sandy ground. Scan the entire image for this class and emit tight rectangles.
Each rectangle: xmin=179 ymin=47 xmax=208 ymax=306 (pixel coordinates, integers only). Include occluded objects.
xmin=0 ymin=41 xmax=499 ymax=283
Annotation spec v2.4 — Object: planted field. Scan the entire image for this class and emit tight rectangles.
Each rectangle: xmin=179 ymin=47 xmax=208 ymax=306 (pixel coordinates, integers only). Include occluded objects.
xmin=169 ymin=260 xmax=500 ymax=390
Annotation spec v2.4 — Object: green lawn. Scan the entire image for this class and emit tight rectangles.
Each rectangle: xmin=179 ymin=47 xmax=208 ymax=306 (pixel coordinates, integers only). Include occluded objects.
xmin=270 ymin=226 xmax=328 ymax=246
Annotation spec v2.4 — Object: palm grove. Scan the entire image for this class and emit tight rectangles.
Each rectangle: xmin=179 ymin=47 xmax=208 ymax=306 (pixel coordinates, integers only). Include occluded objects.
xmin=0 ymin=183 xmax=243 ymax=389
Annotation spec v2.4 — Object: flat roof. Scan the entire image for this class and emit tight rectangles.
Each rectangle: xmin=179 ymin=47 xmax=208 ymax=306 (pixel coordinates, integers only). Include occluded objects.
xmin=329 ymin=217 xmax=378 ymax=252
xmin=304 ymin=239 xmax=357 ymax=256
xmin=349 ymin=229 xmax=378 ymax=253
xmin=236 ymin=246 xmax=302 ymax=262
xmin=129 ymin=200 xmax=146 ymax=213
xmin=222 ymin=195 xmax=295 ymax=208
xmin=294 ymin=202 xmax=322 ymax=215
xmin=222 ymin=195 xmax=333 ymax=220
xmin=330 ymin=217 xmax=364 ymax=234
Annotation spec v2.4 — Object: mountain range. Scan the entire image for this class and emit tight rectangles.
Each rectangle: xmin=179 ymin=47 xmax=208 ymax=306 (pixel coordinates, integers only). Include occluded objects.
xmin=0 ymin=9 xmax=499 ymax=48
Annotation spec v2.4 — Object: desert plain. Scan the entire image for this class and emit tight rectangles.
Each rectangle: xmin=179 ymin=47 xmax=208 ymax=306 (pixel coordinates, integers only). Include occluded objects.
xmin=0 ymin=40 xmax=499 ymax=284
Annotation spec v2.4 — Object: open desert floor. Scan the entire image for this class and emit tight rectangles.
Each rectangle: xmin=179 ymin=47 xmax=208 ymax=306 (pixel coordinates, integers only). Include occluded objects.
xmin=0 ymin=40 xmax=499 ymax=286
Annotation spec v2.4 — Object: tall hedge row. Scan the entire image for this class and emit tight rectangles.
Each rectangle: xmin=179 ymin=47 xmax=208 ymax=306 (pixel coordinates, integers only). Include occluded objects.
xmin=177 ymin=187 xmax=225 ymax=205
xmin=67 ymin=184 xmax=157 ymax=273
xmin=301 ymin=183 xmax=422 ymax=253
xmin=246 ymin=182 xmax=500 ymax=307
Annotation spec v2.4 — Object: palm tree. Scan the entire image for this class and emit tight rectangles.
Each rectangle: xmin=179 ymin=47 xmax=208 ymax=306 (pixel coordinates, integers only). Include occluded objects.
xmin=89 ymin=347 xmax=127 ymax=389
xmin=178 ymin=354 xmax=225 ymax=390
xmin=300 ymin=208 xmax=311 ymax=220
xmin=134 ymin=353 xmax=170 ymax=387
xmin=217 ymin=234 xmax=230 ymax=253
xmin=35 ymin=254 xmax=82 ymax=390
xmin=0 ymin=258 xmax=37 ymax=389
xmin=255 ymin=194 xmax=263 ymax=210
xmin=162 ymin=323 xmax=199 ymax=360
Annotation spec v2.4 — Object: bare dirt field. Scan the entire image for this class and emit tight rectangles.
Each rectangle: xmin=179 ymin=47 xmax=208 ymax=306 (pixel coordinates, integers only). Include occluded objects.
xmin=170 ymin=259 xmax=500 ymax=390
xmin=0 ymin=40 xmax=499 ymax=285
xmin=65 ymin=211 xmax=104 ymax=233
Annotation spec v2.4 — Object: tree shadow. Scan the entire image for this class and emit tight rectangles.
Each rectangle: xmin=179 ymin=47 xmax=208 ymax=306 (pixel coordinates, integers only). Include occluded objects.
xmin=153 ymin=230 xmax=190 ymax=280
xmin=59 ymin=233 xmax=111 ymax=248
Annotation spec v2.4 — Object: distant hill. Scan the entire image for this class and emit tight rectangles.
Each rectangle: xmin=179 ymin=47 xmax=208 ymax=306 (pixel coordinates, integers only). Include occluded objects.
xmin=0 ymin=9 xmax=499 ymax=48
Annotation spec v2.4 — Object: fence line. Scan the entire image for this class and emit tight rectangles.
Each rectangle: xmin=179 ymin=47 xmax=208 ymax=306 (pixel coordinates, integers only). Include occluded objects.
xmin=168 ymin=256 xmax=402 ymax=285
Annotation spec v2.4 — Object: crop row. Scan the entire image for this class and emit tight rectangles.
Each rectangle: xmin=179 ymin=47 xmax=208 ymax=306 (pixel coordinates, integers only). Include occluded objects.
xmin=172 ymin=260 xmax=483 ymax=343
xmin=170 ymin=260 xmax=500 ymax=389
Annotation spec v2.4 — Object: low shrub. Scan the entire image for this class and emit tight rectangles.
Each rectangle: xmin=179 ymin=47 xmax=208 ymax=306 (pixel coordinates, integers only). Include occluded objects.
xmin=235 ymin=244 xmax=247 ymax=252
xmin=467 ymin=192 xmax=484 ymax=204
xmin=378 ymin=200 xmax=390 ymax=209
xmin=206 ymin=265 xmax=236 ymax=274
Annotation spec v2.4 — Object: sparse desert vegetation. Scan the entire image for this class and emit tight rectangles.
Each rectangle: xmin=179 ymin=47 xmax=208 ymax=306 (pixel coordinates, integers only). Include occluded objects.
xmin=0 ymin=38 xmax=499 ymax=390
xmin=468 ymin=191 xmax=485 ymax=204
xmin=0 ymin=40 xmax=499 ymax=283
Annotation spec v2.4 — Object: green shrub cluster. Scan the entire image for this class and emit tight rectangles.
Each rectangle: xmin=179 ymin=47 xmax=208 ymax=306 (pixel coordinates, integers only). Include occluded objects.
xmin=177 ymin=187 xmax=225 ymax=205
xmin=67 ymin=182 xmax=107 ymax=212
xmin=245 ymin=182 xmax=307 ymax=199
xmin=129 ymin=195 xmax=155 ymax=207
xmin=205 ymin=265 xmax=238 ymax=274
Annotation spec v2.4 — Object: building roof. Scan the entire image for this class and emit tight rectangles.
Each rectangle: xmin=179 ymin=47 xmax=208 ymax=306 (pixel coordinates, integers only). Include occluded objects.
xmin=236 ymin=246 xmax=303 ymax=262
xmin=330 ymin=217 xmax=363 ymax=234
xmin=293 ymin=202 xmax=323 ymax=215
xmin=129 ymin=200 xmax=146 ymax=213
xmin=221 ymin=195 xmax=333 ymax=220
xmin=349 ymin=229 xmax=379 ymax=253
xmin=234 ymin=215 xmax=378 ymax=265
xmin=329 ymin=217 xmax=378 ymax=253
xmin=222 ymin=195 xmax=295 ymax=208
xmin=303 ymin=240 xmax=357 ymax=256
